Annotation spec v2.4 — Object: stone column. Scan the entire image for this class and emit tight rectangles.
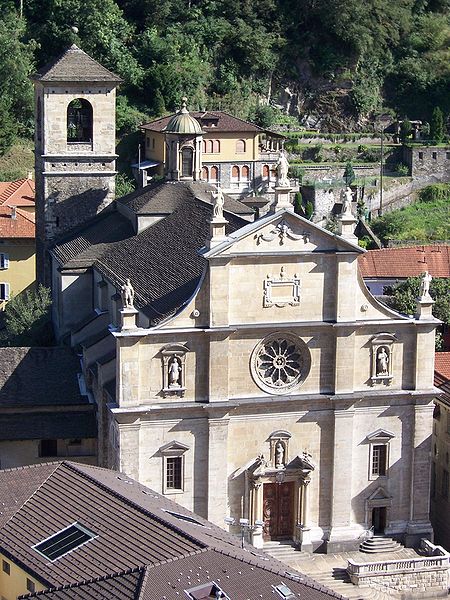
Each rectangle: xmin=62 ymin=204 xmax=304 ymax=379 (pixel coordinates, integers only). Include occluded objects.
xmin=328 ymin=407 xmax=357 ymax=551
xmin=300 ymin=477 xmax=313 ymax=551
xmin=206 ymin=416 xmax=230 ymax=525
xmin=406 ymin=402 xmax=434 ymax=545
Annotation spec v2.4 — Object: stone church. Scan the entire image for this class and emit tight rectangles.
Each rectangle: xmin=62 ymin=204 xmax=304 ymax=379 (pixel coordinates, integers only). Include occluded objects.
xmin=34 ymin=45 xmax=438 ymax=552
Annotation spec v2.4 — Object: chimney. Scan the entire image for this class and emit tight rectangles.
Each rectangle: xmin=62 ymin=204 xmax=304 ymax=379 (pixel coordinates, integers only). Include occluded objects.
xmin=27 ymin=170 xmax=33 ymax=180
xmin=11 ymin=207 xmax=17 ymax=220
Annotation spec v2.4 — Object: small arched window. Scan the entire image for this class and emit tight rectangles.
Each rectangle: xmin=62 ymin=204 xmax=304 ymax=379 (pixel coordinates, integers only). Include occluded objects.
xmin=181 ymin=147 xmax=193 ymax=177
xmin=210 ymin=166 xmax=218 ymax=181
xmin=212 ymin=140 xmax=220 ymax=153
xmin=202 ymin=140 xmax=207 ymax=153
xmin=263 ymin=164 xmax=270 ymax=179
xmin=241 ymin=165 xmax=250 ymax=180
xmin=67 ymin=98 xmax=93 ymax=143
xmin=236 ymin=139 xmax=246 ymax=153
xmin=202 ymin=166 xmax=209 ymax=181
xmin=231 ymin=165 xmax=240 ymax=179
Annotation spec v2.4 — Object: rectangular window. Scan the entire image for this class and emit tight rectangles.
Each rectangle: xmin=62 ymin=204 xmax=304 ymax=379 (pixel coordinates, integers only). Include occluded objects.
xmin=432 ymin=152 xmax=437 ymax=160
xmin=418 ymin=151 xmax=424 ymax=160
xmin=166 ymin=456 xmax=183 ymax=490
xmin=39 ymin=439 xmax=58 ymax=457
xmin=0 ymin=282 xmax=10 ymax=301
xmin=2 ymin=560 xmax=10 ymax=575
xmin=26 ymin=579 xmax=35 ymax=593
xmin=442 ymin=469 xmax=449 ymax=499
xmin=371 ymin=444 xmax=387 ymax=477
xmin=0 ymin=253 xmax=9 ymax=269
xmin=446 ymin=152 xmax=450 ymax=160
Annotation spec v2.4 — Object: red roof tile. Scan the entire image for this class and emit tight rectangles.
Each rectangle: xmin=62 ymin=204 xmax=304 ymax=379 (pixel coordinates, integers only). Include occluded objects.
xmin=0 ymin=206 xmax=35 ymax=238
xmin=435 ymin=352 xmax=450 ymax=383
xmin=0 ymin=178 xmax=35 ymax=208
xmin=359 ymin=245 xmax=450 ymax=278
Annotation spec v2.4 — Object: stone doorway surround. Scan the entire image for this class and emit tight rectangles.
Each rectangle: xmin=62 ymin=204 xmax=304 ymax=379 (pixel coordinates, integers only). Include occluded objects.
xmin=243 ymin=439 xmax=315 ymax=550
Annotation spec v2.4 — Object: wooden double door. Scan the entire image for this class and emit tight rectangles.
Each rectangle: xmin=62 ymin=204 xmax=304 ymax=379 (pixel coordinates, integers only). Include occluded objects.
xmin=263 ymin=481 xmax=295 ymax=540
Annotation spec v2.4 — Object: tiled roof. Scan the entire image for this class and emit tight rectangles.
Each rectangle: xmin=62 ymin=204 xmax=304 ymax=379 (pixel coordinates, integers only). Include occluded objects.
xmin=0 ymin=347 xmax=86 ymax=408
xmin=1 ymin=462 xmax=341 ymax=600
xmin=359 ymin=245 xmax=450 ymax=278
xmin=435 ymin=352 xmax=450 ymax=385
xmin=32 ymin=44 xmax=122 ymax=83
xmin=141 ymin=110 xmax=283 ymax=136
xmin=0 ymin=178 xmax=35 ymax=208
xmin=52 ymin=182 xmax=249 ymax=323
xmin=0 ymin=206 xmax=35 ymax=238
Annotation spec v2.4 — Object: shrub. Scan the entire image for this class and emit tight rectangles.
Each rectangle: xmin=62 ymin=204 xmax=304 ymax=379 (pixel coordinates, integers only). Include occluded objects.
xmin=430 ymin=107 xmax=445 ymax=143
xmin=418 ymin=183 xmax=450 ymax=203
xmin=3 ymin=285 xmax=53 ymax=346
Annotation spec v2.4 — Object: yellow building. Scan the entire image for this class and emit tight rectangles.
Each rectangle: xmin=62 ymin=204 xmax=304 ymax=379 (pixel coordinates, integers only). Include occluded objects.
xmin=0 ymin=205 xmax=35 ymax=309
xmin=140 ymin=104 xmax=284 ymax=203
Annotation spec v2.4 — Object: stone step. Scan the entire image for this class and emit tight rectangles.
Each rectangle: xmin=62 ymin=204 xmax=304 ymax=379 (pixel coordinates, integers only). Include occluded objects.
xmin=359 ymin=536 xmax=403 ymax=554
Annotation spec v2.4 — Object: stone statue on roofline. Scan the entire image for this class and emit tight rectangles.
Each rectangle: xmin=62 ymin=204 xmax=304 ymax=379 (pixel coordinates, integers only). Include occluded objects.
xmin=342 ymin=186 xmax=354 ymax=216
xmin=419 ymin=271 xmax=433 ymax=300
xmin=276 ymin=149 xmax=290 ymax=187
xmin=211 ymin=185 xmax=225 ymax=220
xmin=120 ymin=278 xmax=135 ymax=309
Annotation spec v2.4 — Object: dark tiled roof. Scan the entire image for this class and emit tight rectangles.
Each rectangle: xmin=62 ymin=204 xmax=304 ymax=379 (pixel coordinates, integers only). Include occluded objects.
xmin=52 ymin=211 xmax=134 ymax=269
xmin=435 ymin=352 xmax=450 ymax=405
xmin=0 ymin=410 xmax=96 ymax=441
xmin=141 ymin=110 xmax=284 ymax=136
xmin=117 ymin=179 xmax=254 ymax=216
xmin=0 ymin=347 xmax=85 ymax=408
xmin=52 ymin=182 xmax=249 ymax=323
xmin=32 ymin=44 xmax=122 ymax=83
xmin=5 ymin=462 xmax=341 ymax=600
xmin=359 ymin=245 xmax=450 ymax=278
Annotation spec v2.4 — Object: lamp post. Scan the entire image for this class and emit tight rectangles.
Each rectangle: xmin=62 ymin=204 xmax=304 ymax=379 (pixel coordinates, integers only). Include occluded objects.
xmin=224 ymin=517 xmax=265 ymax=549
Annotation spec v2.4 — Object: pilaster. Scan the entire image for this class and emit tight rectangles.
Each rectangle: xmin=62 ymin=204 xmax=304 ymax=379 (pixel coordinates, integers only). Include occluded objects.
xmin=118 ymin=423 xmax=140 ymax=481
xmin=116 ymin=337 xmax=140 ymax=407
xmin=208 ymin=332 xmax=230 ymax=402
xmin=207 ymin=416 xmax=230 ymax=524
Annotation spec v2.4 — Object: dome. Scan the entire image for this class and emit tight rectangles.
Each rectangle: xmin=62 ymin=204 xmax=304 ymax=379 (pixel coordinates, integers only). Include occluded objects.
xmin=163 ymin=98 xmax=203 ymax=135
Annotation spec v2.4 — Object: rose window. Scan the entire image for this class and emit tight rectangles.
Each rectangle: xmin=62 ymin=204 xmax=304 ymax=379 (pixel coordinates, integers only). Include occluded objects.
xmin=251 ymin=334 xmax=309 ymax=394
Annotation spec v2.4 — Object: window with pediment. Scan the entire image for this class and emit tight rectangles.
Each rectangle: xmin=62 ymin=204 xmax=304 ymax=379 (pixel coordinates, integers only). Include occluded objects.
xmin=367 ymin=429 xmax=395 ymax=480
xmin=160 ymin=441 xmax=189 ymax=494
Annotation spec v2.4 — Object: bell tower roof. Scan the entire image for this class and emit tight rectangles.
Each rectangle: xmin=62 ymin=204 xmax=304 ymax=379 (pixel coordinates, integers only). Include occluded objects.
xmin=31 ymin=44 xmax=122 ymax=83
xmin=163 ymin=98 xmax=204 ymax=135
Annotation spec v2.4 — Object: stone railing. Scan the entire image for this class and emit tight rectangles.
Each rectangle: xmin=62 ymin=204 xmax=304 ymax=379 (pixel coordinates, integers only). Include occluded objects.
xmin=347 ymin=548 xmax=450 ymax=598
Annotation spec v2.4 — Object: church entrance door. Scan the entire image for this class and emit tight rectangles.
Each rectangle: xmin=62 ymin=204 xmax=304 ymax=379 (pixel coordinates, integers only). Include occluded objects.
xmin=372 ymin=507 xmax=387 ymax=534
xmin=263 ymin=481 xmax=294 ymax=541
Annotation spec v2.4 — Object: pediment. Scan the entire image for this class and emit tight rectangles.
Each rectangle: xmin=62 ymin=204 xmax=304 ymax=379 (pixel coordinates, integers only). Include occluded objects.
xmin=159 ymin=440 xmax=190 ymax=454
xmin=367 ymin=486 xmax=392 ymax=501
xmin=202 ymin=209 xmax=364 ymax=258
xmin=367 ymin=428 xmax=395 ymax=442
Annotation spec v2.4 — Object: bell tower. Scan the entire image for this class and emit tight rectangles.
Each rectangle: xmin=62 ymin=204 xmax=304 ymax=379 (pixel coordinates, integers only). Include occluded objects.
xmin=32 ymin=44 xmax=122 ymax=284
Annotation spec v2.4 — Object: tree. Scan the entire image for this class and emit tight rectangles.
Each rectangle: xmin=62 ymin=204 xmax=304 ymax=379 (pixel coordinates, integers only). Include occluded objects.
xmin=344 ymin=162 xmax=356 ymax=186
xmin=293 ymin=191 xmax=303 ymax=215
xmin=400 ymin=119 xmax=412 ymax=144
xmin=430 ymin=107 xmax=445 ymax=143
xmin=2 ymin=285 xmax=53 ymax=346
xmin=385 ymin=276 xmax=450 ymax=350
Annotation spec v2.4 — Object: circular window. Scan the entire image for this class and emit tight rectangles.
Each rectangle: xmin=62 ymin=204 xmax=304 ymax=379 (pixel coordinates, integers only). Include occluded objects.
xmin=250 ymin=333 xmax=310 ymax=394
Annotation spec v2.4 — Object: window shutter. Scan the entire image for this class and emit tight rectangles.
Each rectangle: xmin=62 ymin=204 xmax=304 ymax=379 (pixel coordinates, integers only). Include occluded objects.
xmin=1 ymin=283 xmax=10 ymax=300
xmin=3 ymin=254 xmax=9 ymax=269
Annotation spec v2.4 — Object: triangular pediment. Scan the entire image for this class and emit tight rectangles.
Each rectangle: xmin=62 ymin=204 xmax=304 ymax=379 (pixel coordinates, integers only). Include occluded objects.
xmin=367 ymin=429 xmax=395 ymax=442
xmin=159 ymin=440 xmax=190 ymax=454
xmin=367 ymin=486 xmax=392 ymax=501
xmin=202 ymin=208 xmax=364 ymax=259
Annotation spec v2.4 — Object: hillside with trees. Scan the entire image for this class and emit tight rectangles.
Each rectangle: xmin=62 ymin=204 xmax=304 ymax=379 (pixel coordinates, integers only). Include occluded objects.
xmin=0 ymin=0 xmax=449 ymax=150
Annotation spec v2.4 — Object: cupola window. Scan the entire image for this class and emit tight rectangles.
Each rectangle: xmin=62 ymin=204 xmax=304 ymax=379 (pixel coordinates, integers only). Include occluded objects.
xmin=181 ymin=147 xmax=193 ymax=177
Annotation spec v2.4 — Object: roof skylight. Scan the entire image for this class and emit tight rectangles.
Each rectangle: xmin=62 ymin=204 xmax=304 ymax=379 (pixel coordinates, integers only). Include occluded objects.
xmin=33 ymin=523 xmax=96 ymax=561
xmin=163 ymin=509 xmax=204 ymax=526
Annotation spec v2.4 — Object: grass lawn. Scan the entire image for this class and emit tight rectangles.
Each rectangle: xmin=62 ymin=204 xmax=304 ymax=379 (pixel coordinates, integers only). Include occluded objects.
xmin=0 ymin=138 xmax=34 ymax=180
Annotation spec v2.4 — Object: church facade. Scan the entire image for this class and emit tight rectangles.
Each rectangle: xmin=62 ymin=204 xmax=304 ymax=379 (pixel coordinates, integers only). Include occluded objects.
xmin=34 ymin=46 xmax=438 ymax=553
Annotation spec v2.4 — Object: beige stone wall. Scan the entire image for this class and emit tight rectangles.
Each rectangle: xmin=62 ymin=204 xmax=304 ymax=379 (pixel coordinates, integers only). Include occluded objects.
xmin=431 ymin=399 xmax=450 ymax=550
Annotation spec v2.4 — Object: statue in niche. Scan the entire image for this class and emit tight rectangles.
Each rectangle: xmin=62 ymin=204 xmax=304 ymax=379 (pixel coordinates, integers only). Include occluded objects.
xmin=342 ymin=187 xmax=353 ymax=215
xmin=276 ymin=150 xmax=290 ymax=187
xmin=420 ymin=271 xmax=432 ymax=299
xmin=275 ymin=441 xmax=285 ymax=469
xmin=212 ymin=185 xmax=224 ymax=220
xmin=168 ymin=355 xmax=182 ymax=388
xmin=376 ymin=346 xmax=389 ymax=376
xmin=120 ymin=278 xmax=134 ymax=309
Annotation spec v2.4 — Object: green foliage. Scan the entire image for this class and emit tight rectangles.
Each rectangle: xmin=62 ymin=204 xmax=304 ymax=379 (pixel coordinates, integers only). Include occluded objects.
xmin=304 ymin=200 xmax=314 ymax=220
xmin=430 ymin=106 xmax=445 ymax=143
xmin=252 ymin=105 xmax=278 ymax=128
xmin=371 ymin=189 xmax=450 ymax=244
xmin=418 ymin=183 xmax=450 ymax=203
xmin=293 ymin=191 xmax=303 ymax=215
xmin=385 ymin=277 xmax=450 ymax=339
xmin=344 ymin=162 xmax=356 ymax=186
xmin=116 ymin=95 xmax=149 ymax=136
xmin=2 ymin=285 xmax=53 ymax=346
xmin=288 ymin=165 xmax=305 ymax=181
xmin=400 ymin=119 xmax=412 ymax=144
xmin=115 ymin=172 xmax=136 ymax=198
xmin=395 ymin=162 xmax=410 ymax=176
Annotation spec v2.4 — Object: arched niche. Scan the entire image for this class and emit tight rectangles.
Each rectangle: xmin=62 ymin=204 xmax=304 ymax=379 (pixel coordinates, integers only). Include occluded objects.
xmin=67 ymin=98 xmax=93 ymax=143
